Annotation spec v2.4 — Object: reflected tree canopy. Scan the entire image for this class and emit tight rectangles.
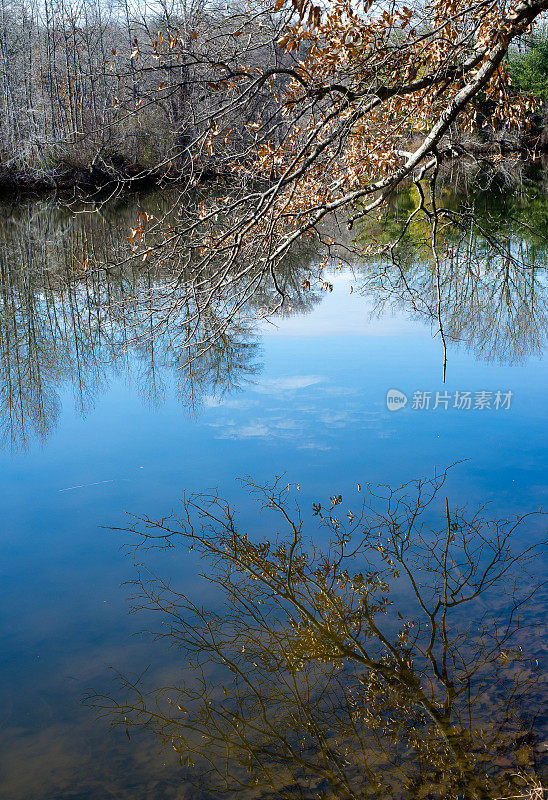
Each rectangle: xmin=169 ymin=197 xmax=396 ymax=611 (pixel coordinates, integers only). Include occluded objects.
xmin=358 ymin=164 xmax=548 ymax=369
xmin=0 ymin=167 xmax=547 ymax=449
xmin=0 ymin=197 xmax=318 ymax=449
xmin=89 ymin=470 xmax=547 ymax=800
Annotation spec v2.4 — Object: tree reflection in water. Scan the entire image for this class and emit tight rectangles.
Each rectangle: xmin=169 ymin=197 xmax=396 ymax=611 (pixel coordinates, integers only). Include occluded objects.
xmin=0 ymin=197 xmax=318 ymax=450
xmin=0 ymin=171 xmax=547 ymax=450
xmin=89 ymin=469 xmax=546 ymax=800
xmin=359 ymin=166 xmax=548 ymax=368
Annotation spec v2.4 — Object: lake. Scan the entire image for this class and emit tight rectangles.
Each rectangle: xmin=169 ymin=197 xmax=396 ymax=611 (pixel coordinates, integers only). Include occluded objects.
xmin=0 ymin=171 xmax=546 ymax=798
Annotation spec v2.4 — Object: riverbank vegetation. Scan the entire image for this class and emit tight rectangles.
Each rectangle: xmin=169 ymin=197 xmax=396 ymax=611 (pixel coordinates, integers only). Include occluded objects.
xmin=509 ymin=25 xmax=548 ymax=102
xmin=0 ymin=0 xmax=547 ymax=194
xmin=0 ymin=0 xmax=283 ymax=190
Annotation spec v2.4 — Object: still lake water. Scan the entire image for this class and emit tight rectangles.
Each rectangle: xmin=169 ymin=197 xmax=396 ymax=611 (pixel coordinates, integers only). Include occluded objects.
xmin=0 ymin=179 xmax=547 ymax=798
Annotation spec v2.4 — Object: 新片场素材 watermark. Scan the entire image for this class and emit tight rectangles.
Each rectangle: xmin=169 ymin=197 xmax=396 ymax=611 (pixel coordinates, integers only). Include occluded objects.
xmin=386 ymin=389 xmax=513 ymax=412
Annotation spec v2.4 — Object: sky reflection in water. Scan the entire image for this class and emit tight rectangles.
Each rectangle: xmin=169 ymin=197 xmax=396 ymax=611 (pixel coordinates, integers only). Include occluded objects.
xmin=0 ymin=207 xmax=546 ymax=798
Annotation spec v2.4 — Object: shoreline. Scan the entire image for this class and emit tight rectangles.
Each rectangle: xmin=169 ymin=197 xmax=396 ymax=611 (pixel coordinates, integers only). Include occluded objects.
xmin=0 ymin=161 xmax=226 ymax=201
xmin=0 ymin=141 xmax=546 ymax=201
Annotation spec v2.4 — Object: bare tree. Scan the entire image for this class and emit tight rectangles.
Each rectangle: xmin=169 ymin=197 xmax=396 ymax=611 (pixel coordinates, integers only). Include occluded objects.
xmin=89 ymin=469 xmax=547 ymax=800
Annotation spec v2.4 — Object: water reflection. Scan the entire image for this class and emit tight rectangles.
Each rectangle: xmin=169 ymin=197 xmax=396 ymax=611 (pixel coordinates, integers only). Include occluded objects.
xmin=0 ymin=198 xmax=318 ymax=450
xmin=90 ymin=471 xmax=546 ymax=800
xmin=1 ymin=173 xmax=547 ymax=800
xmin=360 ymin=169 xmax=548 ymax=366
xmin=0 ymin=171 xmax=546 ymax=450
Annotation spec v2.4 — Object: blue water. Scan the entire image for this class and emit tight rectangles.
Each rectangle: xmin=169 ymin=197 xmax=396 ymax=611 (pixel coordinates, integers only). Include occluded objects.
xmin=0 ymin=267 xmax=546 ymax=797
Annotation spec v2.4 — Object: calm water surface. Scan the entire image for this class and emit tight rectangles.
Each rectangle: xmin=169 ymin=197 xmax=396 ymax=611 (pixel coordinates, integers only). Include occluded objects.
xmin=0 ymin=180 xmax=547 ymax=798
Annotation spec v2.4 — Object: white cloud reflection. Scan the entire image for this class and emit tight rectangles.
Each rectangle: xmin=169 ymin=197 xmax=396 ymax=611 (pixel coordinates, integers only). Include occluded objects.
xmin=251 ymin=375 xmax=324 ymax=393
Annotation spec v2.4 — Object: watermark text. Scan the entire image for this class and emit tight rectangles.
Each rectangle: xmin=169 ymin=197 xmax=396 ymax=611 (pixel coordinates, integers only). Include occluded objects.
xmin=386 ymin=389 xmax=513 ymax=412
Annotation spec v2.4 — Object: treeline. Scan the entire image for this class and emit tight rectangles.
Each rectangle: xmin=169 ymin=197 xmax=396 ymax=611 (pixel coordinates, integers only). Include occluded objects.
xmin=1 ymin=0 xmax=547 ymax=193
xmin=0 ymin=0 xmax=283 ymax=190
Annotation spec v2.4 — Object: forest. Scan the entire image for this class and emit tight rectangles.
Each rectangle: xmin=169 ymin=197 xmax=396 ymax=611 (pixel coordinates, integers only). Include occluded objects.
xmin=0 ymin=0 xmax=547 ymax=191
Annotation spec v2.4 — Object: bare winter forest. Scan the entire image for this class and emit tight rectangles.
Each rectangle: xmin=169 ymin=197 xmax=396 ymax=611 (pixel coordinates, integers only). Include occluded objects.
xmin=0 ymin=0 xmax=288 ymax=188
xmin=1 ymin=0 xmax=547 ymax=192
